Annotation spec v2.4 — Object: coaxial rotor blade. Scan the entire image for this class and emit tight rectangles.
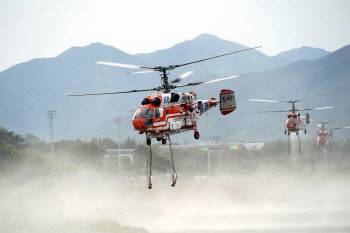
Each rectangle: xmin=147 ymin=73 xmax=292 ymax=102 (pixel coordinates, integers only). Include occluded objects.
xmin=176 ymin=74 xmax=242 ymax=87
xmin=255 ymin=110 xmax=291 ymax=113
xmin=174 ymin=46 xmax=262 ymax=68
xmin=298 ymin=106 xmax=334 ymax=111
xmin=249 ymin=98 xmax=311 ymax=103
xmin=313 ymin=120 xmax=333 ymax=124
xmin=249 ymin=99 xmax=283 ymax=103
xmin=292 ymin=97 xmax=314 ymax=103
xmin=127 ymin=70 xmax=158 ymax=75
xmin=96 ymin=61 xmax=156 ymax=70
xmin=171 ymin=71 xmax=195 ymax=84
xmin=330 ymin=126 xmax=350 ymax=130
xmin=66 ymin=87 xmax=158 ymax=96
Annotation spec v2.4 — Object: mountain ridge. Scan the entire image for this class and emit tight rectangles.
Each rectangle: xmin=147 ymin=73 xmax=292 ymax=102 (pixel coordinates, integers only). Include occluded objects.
xmin=276 ymin=46 xmax=331 ymax=63
xmin=0 ymin=34 xmax=348 ymax=142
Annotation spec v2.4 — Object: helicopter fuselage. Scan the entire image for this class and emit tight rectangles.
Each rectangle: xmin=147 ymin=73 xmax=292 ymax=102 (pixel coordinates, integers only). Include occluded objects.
xmin=285 ymin=112 xmax=306 ymax=133
xmin=316 ymin=130 xmax=330 ymax=147
xmin=132 ymin=91 xmax=219 ymax=139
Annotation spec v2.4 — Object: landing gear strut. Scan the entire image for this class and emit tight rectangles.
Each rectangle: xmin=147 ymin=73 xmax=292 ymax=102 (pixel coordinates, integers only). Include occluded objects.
xmin=162 ymin=138 xmax=167 ymax=145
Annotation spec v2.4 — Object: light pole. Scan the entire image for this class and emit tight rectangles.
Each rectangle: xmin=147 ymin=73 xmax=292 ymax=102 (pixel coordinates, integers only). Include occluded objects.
xmin=97 ymin=128 xmax=101 ymax=148
xmin=47 ymin=110 xmax=56 ymax=156
xmin=114 ymin=117 xmax=122 ymax=173
xmin=206 ymin=112 xmax=211 ymax=177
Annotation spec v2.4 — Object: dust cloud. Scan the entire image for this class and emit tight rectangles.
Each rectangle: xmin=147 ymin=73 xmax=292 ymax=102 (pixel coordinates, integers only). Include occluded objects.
xmin=1 ymin=155 xmax=350 ymax=233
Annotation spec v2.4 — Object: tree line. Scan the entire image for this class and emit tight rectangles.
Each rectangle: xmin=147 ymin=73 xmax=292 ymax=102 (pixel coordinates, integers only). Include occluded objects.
xmin=1 ymin=125 xmax=350 ymax=178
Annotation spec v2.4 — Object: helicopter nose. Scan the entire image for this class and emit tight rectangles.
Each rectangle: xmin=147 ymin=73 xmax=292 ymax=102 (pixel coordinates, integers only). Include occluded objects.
xmin=132 ymin=118 xmax=146 ymax=130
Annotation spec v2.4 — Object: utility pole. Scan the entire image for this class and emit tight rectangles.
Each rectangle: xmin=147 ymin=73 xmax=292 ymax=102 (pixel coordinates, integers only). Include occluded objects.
xmin=114 ymin=117 xmax=122 ymax=173
xmin=206 ymin=112 xmax=211 ymax=177
xmin=47 ymin=110 xmax=56 ymax=156
xmin=97 ymin=128 xmax=101 ymax=148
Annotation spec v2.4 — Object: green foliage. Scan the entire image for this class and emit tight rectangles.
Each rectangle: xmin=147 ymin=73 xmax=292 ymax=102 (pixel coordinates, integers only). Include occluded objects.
xmin=24 ymin=133 xmax=44 ymax=145
xmin=0 ymin=126 xmax=26 ymax=149
xmin=2 ymin=124 xmax=350 ymax=178
xmin=122 ymin=136 xmax=137 ymax=149
xmin=90 ymin=136 xmax=137 ymax=149
xmin=135 ymin=144 xmax=170 ymax=173
xmin=56 ymin=140 xmax=104 ymax=168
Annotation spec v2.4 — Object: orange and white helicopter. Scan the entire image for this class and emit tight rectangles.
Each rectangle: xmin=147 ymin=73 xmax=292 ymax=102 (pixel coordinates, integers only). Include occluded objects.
xmin=67 ymin=47 xmax=260 ymax=188
xmin=249 ymin=98 xmax=334 ymax=153
xmin=314 ymin=120 xmax=350 ymax=148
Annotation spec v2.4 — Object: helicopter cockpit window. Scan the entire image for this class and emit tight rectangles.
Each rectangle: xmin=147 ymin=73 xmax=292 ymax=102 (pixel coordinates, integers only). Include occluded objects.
xmin=133 ymin=108 xmax=141 ymax=119
xmin=155 ymin=108 xmax=160 ymax=118
xmin=154 ymin=108 xmax=163 ymax=118
xmin=288 ymin=118 xmax=297 ymax=124
xmin=170 ymin=93 xmax=180 ymax=102
xmin=140 ymin=108 xmax=154 ymax=119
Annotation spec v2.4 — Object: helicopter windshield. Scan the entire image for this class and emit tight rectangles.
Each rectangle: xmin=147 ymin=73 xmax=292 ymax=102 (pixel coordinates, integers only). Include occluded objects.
xmin=288 ymin=118 xmax=297 ymax=124
xmin=133 ymin=108 xmax=141 ymax=119
xmin=140 ymin=108 xmax=154 ymax=119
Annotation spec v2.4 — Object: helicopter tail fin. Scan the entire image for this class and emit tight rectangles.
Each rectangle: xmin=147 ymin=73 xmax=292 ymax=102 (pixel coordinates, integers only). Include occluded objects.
xmin=220 ymin=89 xmax=236 ymax=115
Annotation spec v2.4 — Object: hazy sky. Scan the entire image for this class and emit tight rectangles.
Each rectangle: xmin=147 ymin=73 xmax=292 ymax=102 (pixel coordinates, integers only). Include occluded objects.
xmin=1 ymin=0 xmax=349 ymax=71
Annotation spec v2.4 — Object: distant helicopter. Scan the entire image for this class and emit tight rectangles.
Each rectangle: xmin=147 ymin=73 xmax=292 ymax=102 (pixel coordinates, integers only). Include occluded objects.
xmin=67 ymin=46 xmax=261 ymax=188
xmin=314 ymin=120 xmax=350 ymax=148
xmin=249 ymin=98 xmax=333 ymax=153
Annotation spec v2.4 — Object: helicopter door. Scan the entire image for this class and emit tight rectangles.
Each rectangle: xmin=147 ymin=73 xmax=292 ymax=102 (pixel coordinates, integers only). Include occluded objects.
xmin=153 ymin=108 xmax=163 ymax=126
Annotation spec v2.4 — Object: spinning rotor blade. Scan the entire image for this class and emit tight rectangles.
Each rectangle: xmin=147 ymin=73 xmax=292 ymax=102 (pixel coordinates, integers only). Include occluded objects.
xmin=249 ymin=97 xmax=311 ymax=103
xmin=255 ymin=110 xmax=291 ymax=113
xmin=174 ymin=46 xmax=262 ymax=68
xmin=293 ymin=97 xmax=313 ymax=103
xmin=249 ymin=99 xmax=282 ymax=103
xmin=96 ymin=61 xmax=156 ymax=70
xmin=171 ymin=71 xmax=195 ymax=84
xmin=298 ymin=106 xmax=334 ymax=111
xmin=96 ymin=47 xmax=261 ymax=72
xmin=330 ymin=126 xmax=350 ymax=130
xmin=127 ymin=70 xmax=158 ymax=75
xmin=314 ymin=120 xmax=334 ymax=124
xmin=176 ymin=74 xmax=242 ymax=87
xmin=66 ymin=87 xmax=158 ymax=96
